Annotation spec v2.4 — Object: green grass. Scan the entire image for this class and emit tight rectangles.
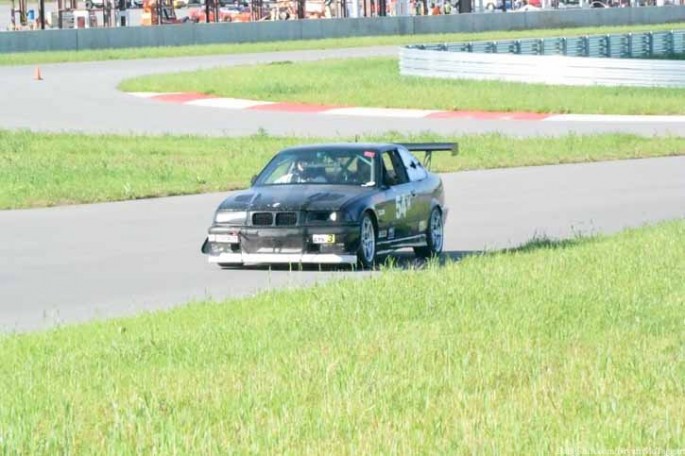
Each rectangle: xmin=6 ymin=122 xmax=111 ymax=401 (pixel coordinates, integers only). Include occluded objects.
xmin=2 ymin=129 xmax=684 ymax=209
xmin=1 ymin=220 xmax=683 ymax=453
xmin=121 ymin=56 xmax=685 ymax=115
xmin=3 ymin=22 xmax=685 ymax=65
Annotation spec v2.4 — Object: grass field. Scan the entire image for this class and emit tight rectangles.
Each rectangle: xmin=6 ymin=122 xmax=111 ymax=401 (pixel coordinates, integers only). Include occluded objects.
xmin=1 ymin=220 xmax=683 ymax=453
xmin=2 ymin=130 xmax=684 ymax=209
xmin=121 ymin=56 xmax=685 ymax=115
xmin=2 ymin=22 xmax=685 ymax=65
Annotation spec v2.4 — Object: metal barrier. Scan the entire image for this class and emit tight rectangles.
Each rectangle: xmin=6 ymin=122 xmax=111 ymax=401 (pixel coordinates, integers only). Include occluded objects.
xmin=400 ymin=30 xmax=685 ymax=87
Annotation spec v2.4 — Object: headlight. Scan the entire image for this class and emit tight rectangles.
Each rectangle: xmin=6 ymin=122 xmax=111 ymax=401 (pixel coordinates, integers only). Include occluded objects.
xmin=329 ymin=211 xmax=356 ymax=223
xmin=306 ymin=210 xmax=352 ymax=224
xmin=215 ymin=211 xmax=247 ymax=224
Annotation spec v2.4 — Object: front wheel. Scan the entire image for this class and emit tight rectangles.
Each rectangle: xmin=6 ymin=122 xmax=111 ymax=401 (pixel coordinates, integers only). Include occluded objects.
xmin=414 ymin=207 xmax=444 ymax=259
xmin=357 ymin=213 xmax=377 ymax=269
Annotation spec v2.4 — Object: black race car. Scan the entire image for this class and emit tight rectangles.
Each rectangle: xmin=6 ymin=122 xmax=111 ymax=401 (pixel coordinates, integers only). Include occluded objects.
xmin=201 ymin=142 xmax=457 ymax=268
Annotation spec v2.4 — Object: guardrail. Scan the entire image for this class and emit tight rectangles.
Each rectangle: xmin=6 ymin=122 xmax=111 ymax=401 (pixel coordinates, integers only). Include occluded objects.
xmin=400 ymin=30 xmax=685 ymax=87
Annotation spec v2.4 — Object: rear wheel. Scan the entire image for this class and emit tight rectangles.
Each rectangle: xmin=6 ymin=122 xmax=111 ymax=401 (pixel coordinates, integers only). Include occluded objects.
xmin=357 ymin=212 xmax=377 ymax=269
xmin=414 ymin=207 xmax=444 ymax=259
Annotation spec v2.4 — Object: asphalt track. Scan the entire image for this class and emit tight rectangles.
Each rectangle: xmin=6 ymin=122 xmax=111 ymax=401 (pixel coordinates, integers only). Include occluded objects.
xmin=2 ymin=156 xmax=684 ymax=331
xmin=1 ymin=48 xmax=684 ymax=332
xmin=4 ymin=46 xmax=685 ymax=136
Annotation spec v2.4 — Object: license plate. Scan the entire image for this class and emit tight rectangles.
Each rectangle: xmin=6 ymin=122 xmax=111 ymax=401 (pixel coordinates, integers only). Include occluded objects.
xmin=312 ymin=234 xmax=335 ymax=244
xmin=212 ymin=234 xmax=239 ymax=244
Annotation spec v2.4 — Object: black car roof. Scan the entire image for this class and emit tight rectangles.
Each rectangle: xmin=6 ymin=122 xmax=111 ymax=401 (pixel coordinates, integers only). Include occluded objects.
xmin=276 ymin=143 xmax=402 ymax=155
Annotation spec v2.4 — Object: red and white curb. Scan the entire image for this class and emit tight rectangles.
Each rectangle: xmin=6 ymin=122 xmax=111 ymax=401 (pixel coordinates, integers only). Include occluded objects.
xmin=129 ymin=92 xmax=685 ymax=123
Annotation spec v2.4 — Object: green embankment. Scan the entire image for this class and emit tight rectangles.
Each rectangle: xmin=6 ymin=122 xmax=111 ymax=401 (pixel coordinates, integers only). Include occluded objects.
xmin=2 ymin=130 xmax=684 ymax=209
xmin=1 ymin=220 xmax=683 ymax=453
xmin=121 ymin=56 xmax=685 ymax=115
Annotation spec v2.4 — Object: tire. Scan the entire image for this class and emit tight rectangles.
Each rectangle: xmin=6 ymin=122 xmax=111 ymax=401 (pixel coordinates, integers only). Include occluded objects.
xmin=414 ymin=207 xmax=444 ymax=259
xmin=357 ymin=212 xmax=377 ymax=269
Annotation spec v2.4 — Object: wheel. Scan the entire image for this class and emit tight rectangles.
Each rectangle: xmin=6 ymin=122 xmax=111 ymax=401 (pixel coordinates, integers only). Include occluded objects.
xmin=414 ymin=207 xmax=444 ymax=259
xmin=357 ymin=212 xmax=377 ymax=269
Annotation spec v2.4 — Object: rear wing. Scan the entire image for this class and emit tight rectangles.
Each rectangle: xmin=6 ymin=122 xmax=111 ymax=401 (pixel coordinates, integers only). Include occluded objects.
xmin=398 ymin=142 xmax=459 ymax=169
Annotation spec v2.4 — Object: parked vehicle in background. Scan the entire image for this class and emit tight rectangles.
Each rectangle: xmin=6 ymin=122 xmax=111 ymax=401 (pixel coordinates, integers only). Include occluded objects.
xmin=186 ymin=1 xmax=267 ymax=21
xmin=187 ymin=5 xmax=237 ymax=21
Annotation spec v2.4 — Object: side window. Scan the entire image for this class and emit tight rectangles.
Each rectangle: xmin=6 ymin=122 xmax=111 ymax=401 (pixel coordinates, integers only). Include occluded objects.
xmin=381 ymin=151 xmax=409 ymax=186
xmin=398 ymin=148 xmax=428 ymax=182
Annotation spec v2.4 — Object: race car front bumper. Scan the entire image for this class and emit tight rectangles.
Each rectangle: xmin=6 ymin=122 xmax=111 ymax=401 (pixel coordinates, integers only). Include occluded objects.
xmin=202 ymin=224 xmax=360 ymax=265
xmin=208 ymin=252 xmax=357 ymax=265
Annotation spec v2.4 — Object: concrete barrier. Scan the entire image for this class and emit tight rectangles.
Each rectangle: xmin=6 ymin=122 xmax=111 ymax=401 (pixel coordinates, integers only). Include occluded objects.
xmin=401 ymin=30 xmax=685 ymax=87
xmin=2 ymin=6 xmax=685 ymax=53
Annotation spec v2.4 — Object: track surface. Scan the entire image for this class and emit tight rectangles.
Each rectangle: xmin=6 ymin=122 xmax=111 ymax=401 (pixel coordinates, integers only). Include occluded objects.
xmin=4 ymin=47 xmax=685 ymax=136
xmin=1 ymin=49 xmax=685 ymax=332
xmin=2 ymin=156 xmax=684 ymax=332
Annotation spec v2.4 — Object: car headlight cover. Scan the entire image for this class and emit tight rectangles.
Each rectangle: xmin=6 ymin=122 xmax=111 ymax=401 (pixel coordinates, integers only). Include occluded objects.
xmin=215 ymin=211 xmax=247 ymax=224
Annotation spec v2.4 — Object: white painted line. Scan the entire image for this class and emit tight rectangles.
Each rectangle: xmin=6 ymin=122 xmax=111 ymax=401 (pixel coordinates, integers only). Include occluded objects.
xmin=545 ymin=114 xmax=685 ymax=123
xmin=322 ymin=107 xmax=440 ymax=118
xmin=187 ymin=98 xmax=276 ymax=109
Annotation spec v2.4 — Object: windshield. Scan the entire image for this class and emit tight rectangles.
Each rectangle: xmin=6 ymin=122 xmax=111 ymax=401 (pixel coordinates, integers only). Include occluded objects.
xmin=255 ymin=149 xmax=377 ymax=186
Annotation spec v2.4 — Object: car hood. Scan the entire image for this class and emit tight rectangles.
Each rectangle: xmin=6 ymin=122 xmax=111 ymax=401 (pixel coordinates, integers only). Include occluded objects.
xmin=217 ymin=184 xmax=374 ymax=212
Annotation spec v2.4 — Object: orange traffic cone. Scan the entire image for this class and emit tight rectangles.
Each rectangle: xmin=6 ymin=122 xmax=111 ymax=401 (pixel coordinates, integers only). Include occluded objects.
xmin=34 ymin=66 xmax=43 ymax=81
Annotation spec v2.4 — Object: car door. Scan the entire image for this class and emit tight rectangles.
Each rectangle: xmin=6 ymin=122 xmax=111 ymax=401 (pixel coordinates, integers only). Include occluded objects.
xmin=397 ymin=147 xmax=431 ymax=235
xmin=376 ymin=149 xmax=416 ymax=242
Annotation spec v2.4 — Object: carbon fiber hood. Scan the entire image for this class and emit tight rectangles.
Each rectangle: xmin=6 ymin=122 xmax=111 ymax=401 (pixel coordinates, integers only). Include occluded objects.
xmin=218 ymin=185 xmax=374 ymax=212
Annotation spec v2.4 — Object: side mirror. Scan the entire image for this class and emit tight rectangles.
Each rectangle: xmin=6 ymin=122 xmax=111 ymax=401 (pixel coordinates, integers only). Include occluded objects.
xmin=250 ymin=175 xmax=257 ymax=186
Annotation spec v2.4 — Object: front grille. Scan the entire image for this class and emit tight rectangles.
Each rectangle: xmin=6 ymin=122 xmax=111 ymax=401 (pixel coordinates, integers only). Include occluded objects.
xmin=252 ymin=212 xmax=273 ymax=226
xmin=275 ymin=212 xmax=297 ymax=226
xmin=241 ymin=233 xmax=305 ymax=254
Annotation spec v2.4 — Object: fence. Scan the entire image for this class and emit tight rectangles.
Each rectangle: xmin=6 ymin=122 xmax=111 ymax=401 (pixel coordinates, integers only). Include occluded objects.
xmin=400 ymin=29 xmax=685 ymax=86
xmin=3 ymin=6 xmax=685 ymax=53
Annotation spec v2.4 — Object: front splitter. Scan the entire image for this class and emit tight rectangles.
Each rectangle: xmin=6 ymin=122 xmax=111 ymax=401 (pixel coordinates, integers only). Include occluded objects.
xmin=208 ymin=252 xmax=357 ymax=265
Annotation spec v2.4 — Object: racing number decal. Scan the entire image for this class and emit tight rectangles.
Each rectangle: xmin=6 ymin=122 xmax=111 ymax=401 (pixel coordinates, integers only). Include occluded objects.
xmin=395 ymin=194 xmax=412 ymax=219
